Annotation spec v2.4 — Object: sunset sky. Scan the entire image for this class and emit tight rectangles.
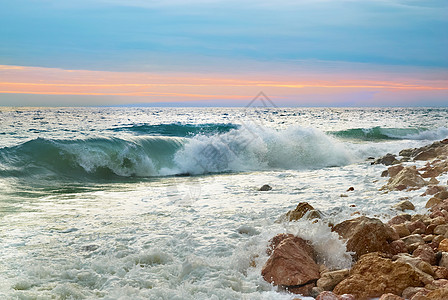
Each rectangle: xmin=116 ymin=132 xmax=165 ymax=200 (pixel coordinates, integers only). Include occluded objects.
xmin=0 ymin=0 xmax=447 ymax=106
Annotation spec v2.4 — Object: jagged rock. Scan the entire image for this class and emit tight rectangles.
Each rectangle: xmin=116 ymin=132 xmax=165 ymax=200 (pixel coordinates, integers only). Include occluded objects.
xmin=394 ymin=254 xmax=435 ymax=281
xmin=374 ymin=153 xmax=400 ymax=166
xmin=261 ymin=236 xmax=319 ymax=287
xmin=379 ymin=293 xmax=404 ymax=300
xmin=402 ymin=234 xmax=425 ymax=246
xmin=433 ymin=266 xmax=448 ymax=280
xmin=332 ymin=216 xmax=398 ymax=259
xmin=390 ymin=240 xmax=408 ymax=255
xmin=425 ymin=279 xmax=448 ymax=290
xmin=317 ymin=269 xmax=350 ymax=291
xmin=388 ymin=165 xmax=405 ymax=177
xmin=413 ymin=244 xmax=437 ymax=265
xmin=266 ymin=233 xmax=295 ymax=255
xmin=407 ymin=220 xmax=426 ymax=234
xmin=382 ymin=166 xmax=427 ymax=191
xmin=280 ymin=202 xmax=322 ymax=222
xmin=259 ymin=184 xmax=272 ymax=191
xmin=393 ymin=200 xmax=415 ymax=211
xmin=333 ymin=252 xmax=425 ymax=300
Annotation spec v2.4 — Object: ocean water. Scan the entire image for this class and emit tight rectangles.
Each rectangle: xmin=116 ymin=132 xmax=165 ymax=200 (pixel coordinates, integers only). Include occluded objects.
xmin=1 ymin=107 xmax=448 ymax=299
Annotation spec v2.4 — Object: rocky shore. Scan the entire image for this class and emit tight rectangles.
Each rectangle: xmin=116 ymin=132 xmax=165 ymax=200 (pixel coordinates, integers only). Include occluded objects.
xmin=262 ymin=139 xmax=448 ymax=299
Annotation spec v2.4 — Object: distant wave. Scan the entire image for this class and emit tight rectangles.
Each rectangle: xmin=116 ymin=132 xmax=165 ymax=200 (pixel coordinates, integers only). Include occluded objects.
xmin=109 ymin=123 xmax=239 ymax=137
xmin=0 ymin=125 xmax=353 ymax=181
xmin=330 ymin=126 xmax=448 ymax=141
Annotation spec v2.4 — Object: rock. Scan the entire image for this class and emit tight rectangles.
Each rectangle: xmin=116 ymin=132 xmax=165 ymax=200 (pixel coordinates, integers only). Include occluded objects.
xmin=311 ymin=287 xmax=325 ymax=298
xmin=438 ymin=239 xmax=448 ymax=252
xmin=389 ymin=214 xmax=412 ymax=226
xmin=425 ymin=235 xmax=436 ymax=243
xmin=281 ymin=202 xmax=322 ymax=222
xmin=439 ymin=252 xmax=448 ymax=269
xmin=430 ymin=178 xmax=440 ymax=185
xmin=390 ymin=240 xmax=408 ymax=255
xmin=433 ymin=266 xmax=448 ymax=280
xmin=393 ymin=200 xmax=415 ymax=211
xmin=423 ymin=186 xmax=446 ymax=196
xmin=315 ymin=291 xmax=339 ymax=300
xmin=382 ymin=170 xmax=390 ymax=177
xmin=287 ymin=282 xmax=315 ymax=296
xmin=434 ymin=224 xmax=448 ymax=236
xmin=379 ymin=293 xmax=404 ymax=300
xmin=382 ymin=166 xmax=427 ymax=191
xmin=427 ymin=198 xmax=443 ymax=209
xmin=266 ymin=233 xmax=294 ymax=255
xmin=430 ymin=216 xmax=446 ymax=227
xmin=431 ymin=200 xmax=448 ymax=215
xmin=425 ymin=279 xmax=448 ymax=290
xmin=317 ymin=269 xmax=350 ymax=291
xmin=374 ymin=153 xmax=400 ymax=166
xmin=388 ymin=165 xmax=405 ymax=177
xmin=402 ymin=287 xmax=430 ymax=299
xmin=333 ymin=252 xmax=425 ymax=300
xmin=258 ymin=184 xmax=272 ymax=191
xmin=332 ymin=216 xmax=398 ymax=259
xmin=408 ymin=220 xmax=427 ymax=234
xmin=426 ymin=287 xmax=448 ymax=299
xmin=402 ymin=234 xmax=425 ymax=246
xmin=347 ymin=187 xmax=354 ymax=192
xmin=261 ymin=236 xmax=319 ymax=287
xmin=435 ymin=191 xmax=448 ymax=201
xmin=392 ymin=224 xmax=411 ymax=238
xmin=413 ymin=244 xmax=437 ymax=265
xmin=339 ymin=295 xmax=356 ymax=300
xmin=394 ymin=254 xmax=435 ymax=281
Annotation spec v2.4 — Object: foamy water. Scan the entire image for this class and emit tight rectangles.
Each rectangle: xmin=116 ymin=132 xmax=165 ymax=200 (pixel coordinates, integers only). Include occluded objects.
xmin=0 ymin=107 xmax=447 ymax=299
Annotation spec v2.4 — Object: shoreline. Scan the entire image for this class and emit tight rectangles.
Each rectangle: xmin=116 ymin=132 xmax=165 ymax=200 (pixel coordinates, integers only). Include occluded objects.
xmin=262 ymin=139 xmax=448 ymax=300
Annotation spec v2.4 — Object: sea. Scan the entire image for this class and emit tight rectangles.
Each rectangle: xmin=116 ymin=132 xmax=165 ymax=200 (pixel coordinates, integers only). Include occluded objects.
xmin=1 ymin=106 xmax=448 ymax=299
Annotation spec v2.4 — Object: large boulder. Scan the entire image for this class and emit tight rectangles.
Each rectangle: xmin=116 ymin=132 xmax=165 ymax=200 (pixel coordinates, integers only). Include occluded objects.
xmin=332 ymin=216 xmax=398 ymax=259
xmin=261 ymin=235 xmax=319 ymax=288
xmin=333 ymin=252 xmax=425 ymax=300
xmin=382 ymin=166 xmax=427 ymax=191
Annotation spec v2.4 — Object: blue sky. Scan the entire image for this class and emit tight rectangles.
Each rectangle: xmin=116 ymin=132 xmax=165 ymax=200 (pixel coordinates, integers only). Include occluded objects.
xmin=0 ymin=0 xmax=447 ymax=106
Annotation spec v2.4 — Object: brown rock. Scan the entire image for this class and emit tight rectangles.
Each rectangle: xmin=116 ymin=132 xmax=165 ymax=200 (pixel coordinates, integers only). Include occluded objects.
xmin=413 ymin=244 xmax=437 ymax=265
xmin=439 ymin=252 xmax=448 ymax=269
xmin=374 ymin=153 xmax=400 ymax=166
xmin=266 ymin=233 xmax=294 ymax=255
xmin=317 ymin=269 xmax=350 ymax=291
xmin=434 ymin=224 xmax=448 ymax=236
xmin=379 ymin=293 xmax=404 ymax=300
xmin=394 ymin=254 xmax=435 ymax=280
xmin=390 ymin=240 xmax=408 ymax=255
xmin=438 ymin=239 xmax=448 ymax=252
xmin=426 ymin=287 xmax=448 ymax=299
xmin=261 ymin=236 xmax=319 ymax=286
xmin=435 ymin=191 xmax=448 ymax=201
xmin=315 ymin=291 xmax=339 ymax=300
xmin=433 ymin=266 xmax=448 ymax=280
xmin=402 ymin=287 xmax=430 ymax=299
xmin=282 ymin=202 xmax=322 ymax=222
xmin=332 ymin=216 xmax=398 ymax=259
xmin=427 ymin=198 xmax=443 ymax=209
xmin=333 ymin=252 xmax=425 ymax=299
xmin=425 ymin=235 xmax=436 ymax=243
xmin=338 ymin=295 xmax=356 ymax=300
xmin=347 ymin=187 xmax=354 ymax=192
xmin=430 ymin=217 xmax=446 ymax=227
xmin=392 ymin=224 xmax=411 ymax=238
xmin=408 ymin=220 xmax=427 ymax=234
xmin=425 ymin=279 xmax=448 ymax=290
xmin=388 ymin=165 xmax=405 ymax=177
xmin=389 ymin=214 xmax=412 ymax=226
xmin=258 ymin=184 xmax=272 ymax=191
xmin=382 ymin=166 xmax=427 ymax=191
xmin=429 ymin=178 xmax=440 ymax=185
xmin=394 ymin=200 xmax=415 ymax=211
xmin=431 ymin=200 xmax=448 ymax=215
xmin=311 ymin=286 xmax=325 ymax=298
xmin=287 ymin=282 xmax=315 ymax=296
xmin=402 ymin=234 xmax=425 ymax=246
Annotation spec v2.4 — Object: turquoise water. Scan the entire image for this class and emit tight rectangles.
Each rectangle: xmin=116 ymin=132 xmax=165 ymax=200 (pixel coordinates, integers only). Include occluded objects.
xmin=0 ymin=107 xmax=447 ymax=299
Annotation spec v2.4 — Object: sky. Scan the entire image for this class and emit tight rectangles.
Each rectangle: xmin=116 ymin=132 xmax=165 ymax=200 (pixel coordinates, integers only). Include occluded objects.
xmin=0 ymin=0 xmax=447 ymax=106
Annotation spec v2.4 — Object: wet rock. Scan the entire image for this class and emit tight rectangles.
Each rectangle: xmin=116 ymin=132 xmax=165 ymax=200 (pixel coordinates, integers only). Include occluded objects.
xmin=333 ymin=252 xmax=425 ymax=300
xmin=261 ymin=236 xmax=319 ymax=287
xmin=393 ymin=200 xmax=415 ymax=211
xmin=379 ymin=293 xmax=404 ymax=300
xmin=280 ymin=202 xmax=322 ymax=222
xmin=332 ymin=216 xmax=398 ymax=259
xmin=346 ymin=187 xmax=354 ymax=192
xmin=258 ymin=184 xmax=272 ymax=191
xmin=382 ymin=166 xmax=427 ymax=191
xmin=317 ymin=269 xmax=350 ymax=291
xmin=413 ymin=244 xmax=437 ymax=265
xmin=287 ymin=282 xmax=315 ymax=296
xmin=266 ymin=233 xmax=295 ymax=255
xmin=374 ymin=153 xmax=400 ymax=166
